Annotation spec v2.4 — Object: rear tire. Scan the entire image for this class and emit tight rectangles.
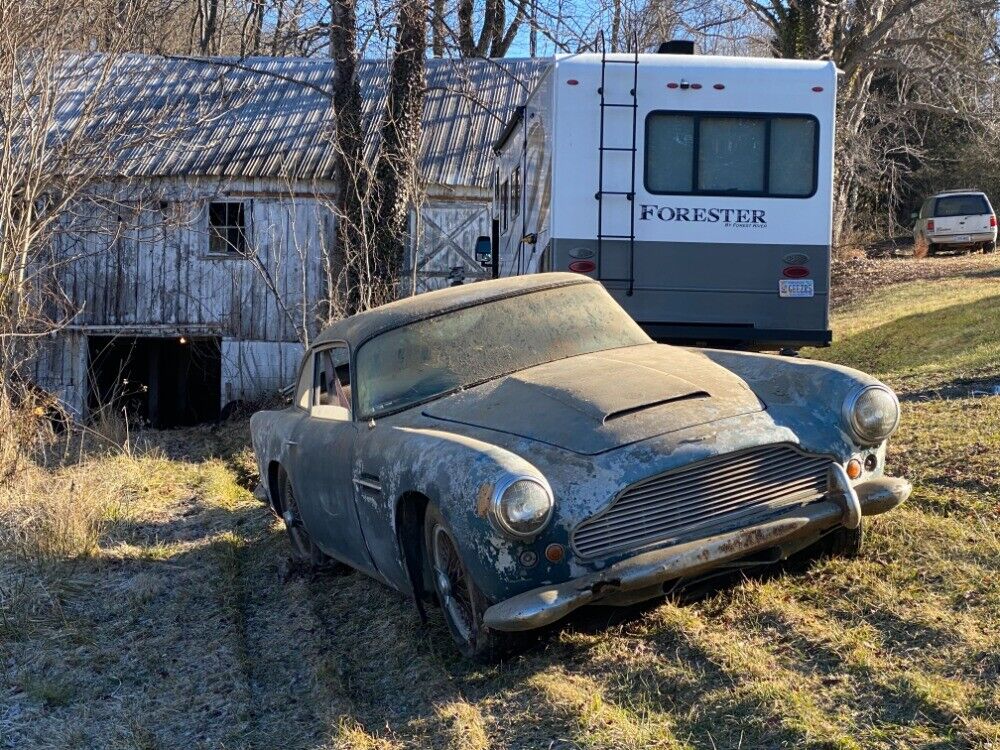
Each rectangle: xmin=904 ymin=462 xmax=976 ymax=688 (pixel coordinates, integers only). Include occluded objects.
xmin=278 ymin=470 xmax=339 ymax=570
xmin=985 ymin=241 xmax=997 ymax=253
xmin=424 ymin=504 xmax=524 ymax=662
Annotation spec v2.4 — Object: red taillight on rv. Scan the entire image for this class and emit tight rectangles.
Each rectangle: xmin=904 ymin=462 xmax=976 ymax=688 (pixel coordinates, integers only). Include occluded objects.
xmin=783 ymin=266 xmax=810 ymax=279
xmin=926 ymin=219 xmax=935 ymax=231
xmin=690 ymin=83 xmax=703 ymax=90
xmin=812 ymin=86 xmax=824 ymax=92
xmin=713 ymin=83 xmax=725 ymax=90
xmin=566 ymin=79 xmax=579 ymax=86
xmin=568 ymin=260 xmax=596 ymax=273
xmin=666 ymin=82 xmax=679 ymax=89
xmin=991 ymin=215 xmax=997 ymax=228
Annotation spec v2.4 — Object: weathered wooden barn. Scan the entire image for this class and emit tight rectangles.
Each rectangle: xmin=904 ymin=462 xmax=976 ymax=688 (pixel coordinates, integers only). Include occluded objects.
xmin=30 ymin=55 xmax=541 ymax=425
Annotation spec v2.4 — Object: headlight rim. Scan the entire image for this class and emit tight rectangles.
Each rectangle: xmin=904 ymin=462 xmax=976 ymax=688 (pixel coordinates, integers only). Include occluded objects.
xmin=842 ymin=383 xmax=901 ymax=445
xmin=490 ymin=473 xmax=554 ymax=540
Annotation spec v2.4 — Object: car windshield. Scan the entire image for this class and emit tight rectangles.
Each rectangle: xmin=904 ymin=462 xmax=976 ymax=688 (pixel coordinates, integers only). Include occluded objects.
xmin=935 ymin=194 xmax=990 ymax=217
xmin=354 ymin=283 xmax=651 ymax=417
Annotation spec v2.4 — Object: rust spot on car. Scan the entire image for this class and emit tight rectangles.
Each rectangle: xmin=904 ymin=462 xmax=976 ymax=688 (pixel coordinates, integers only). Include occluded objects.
xmin=590 ymin=578 xmax=622 ymax=596
xmin=476 ymin=483 xmax=494 ymax=517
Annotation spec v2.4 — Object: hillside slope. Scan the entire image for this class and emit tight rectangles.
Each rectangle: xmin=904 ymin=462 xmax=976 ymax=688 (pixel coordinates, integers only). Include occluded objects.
xmin=2 ymin=261 xmax=999 ymax=750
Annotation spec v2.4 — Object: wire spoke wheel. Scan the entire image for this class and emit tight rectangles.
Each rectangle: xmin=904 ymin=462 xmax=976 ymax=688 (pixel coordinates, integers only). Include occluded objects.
xmin=432 ymin=524 xmax=475 ymax=644
xmin=282 ymin=482 xmax=312 ymax=560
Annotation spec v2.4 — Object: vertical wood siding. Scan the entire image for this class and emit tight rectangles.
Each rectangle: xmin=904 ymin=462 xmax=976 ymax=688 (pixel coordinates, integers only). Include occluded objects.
xmin=221 ymin=339 xmax=304 ymax=405
xmin=30 ymin=333 xmax=88 ymax=416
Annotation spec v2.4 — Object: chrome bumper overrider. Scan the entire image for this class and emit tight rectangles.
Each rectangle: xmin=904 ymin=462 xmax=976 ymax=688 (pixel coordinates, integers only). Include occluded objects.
xmin=483 ymin=477 xmax=911 ymax=632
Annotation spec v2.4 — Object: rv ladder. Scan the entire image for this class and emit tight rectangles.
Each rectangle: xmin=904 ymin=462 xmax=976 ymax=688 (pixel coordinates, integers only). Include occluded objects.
xmin=595 ymin=36 xmax=640 ymax=296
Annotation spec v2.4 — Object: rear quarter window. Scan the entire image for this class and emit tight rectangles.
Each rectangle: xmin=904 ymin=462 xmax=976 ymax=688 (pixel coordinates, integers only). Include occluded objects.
xmin=934 ymin=194 xmax=990 ymax=217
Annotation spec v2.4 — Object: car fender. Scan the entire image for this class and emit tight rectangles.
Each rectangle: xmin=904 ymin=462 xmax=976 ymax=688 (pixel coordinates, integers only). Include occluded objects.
xmin=354 ymin=423 xmax=548 ymax=601
xmin=700 ymin=349 xmax=890 ymax=452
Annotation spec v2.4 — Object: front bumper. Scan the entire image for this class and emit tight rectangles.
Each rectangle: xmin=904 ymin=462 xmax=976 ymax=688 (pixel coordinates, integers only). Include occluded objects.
xmin=483 ymin=476 xmax=911 ymax=632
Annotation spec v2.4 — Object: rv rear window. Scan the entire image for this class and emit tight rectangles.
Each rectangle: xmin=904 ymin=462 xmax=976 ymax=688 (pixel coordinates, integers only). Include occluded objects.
xmin=645 ymin=112 xmax=818 ymax=198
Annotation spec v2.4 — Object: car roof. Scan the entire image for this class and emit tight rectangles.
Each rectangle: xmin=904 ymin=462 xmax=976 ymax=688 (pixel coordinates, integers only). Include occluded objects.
xmin=932 ymin=189 xmax=988 ymax=197
xmin=313 ymin=272 xmax=595 ymax=349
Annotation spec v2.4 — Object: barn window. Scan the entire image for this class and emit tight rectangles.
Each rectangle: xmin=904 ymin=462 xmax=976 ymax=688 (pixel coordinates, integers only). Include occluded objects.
xmin=208 ymin=201 xmax=247 ymax=255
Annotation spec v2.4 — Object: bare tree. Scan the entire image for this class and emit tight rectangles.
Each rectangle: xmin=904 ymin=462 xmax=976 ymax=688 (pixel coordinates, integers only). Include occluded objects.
xmin=746 ymin=0 xmax=1000 ymax=245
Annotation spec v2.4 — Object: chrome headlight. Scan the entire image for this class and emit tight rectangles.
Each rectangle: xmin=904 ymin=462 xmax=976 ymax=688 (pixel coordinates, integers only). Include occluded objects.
xmin=491 ymin=475 xmax=553 ymax=539
xmin=843 ymin=384 xmax=900 ymax=445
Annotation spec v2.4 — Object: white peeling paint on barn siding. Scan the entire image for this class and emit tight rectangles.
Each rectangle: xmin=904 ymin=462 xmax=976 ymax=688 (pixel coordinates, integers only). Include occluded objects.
xmin=47 ymin=180 xmax=332 ymax=343
xmin=221 ymin=339 xmax=303 ymax=406
xmin=29 ymin=177 xmax=335 ymax=416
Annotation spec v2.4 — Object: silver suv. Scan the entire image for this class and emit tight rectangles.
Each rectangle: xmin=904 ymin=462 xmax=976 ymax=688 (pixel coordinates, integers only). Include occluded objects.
xmin=913 ymin=190 xmax=997 ymax=256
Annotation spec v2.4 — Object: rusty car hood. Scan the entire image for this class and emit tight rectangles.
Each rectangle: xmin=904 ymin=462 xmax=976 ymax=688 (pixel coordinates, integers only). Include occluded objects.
xmin=421 ymin=344 xmax=764 ymax=455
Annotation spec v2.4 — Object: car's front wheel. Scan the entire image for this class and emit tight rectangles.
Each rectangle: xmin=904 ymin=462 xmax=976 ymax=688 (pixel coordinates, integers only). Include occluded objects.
xmin=822 ymin=520 xmax=866 ymax=559
xmin=424 ymin=505 xmax=521 ymax=661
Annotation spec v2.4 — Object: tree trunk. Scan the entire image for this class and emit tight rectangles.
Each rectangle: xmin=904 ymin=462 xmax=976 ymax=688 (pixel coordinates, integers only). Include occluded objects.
xmin=432 ymin=0 xmax=446 ymax=57
xmin=372 ymin=0 xmax=428 ymax=306
xmin=329 ymin=0 xmax=366 ymax=316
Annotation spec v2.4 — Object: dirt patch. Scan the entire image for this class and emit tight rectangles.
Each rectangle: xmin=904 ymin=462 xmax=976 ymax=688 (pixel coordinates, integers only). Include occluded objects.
xmin=831 ymin=252 xmax=1000 ymax=309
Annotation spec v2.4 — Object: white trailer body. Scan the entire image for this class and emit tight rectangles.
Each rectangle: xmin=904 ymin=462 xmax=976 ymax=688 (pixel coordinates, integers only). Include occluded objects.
xmin=492 ymin=50 xmax=838 ymax=348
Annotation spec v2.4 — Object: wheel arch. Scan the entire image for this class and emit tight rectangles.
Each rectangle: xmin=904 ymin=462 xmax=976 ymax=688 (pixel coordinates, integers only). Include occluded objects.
xmin=267 ymin=461 xmax=285 ymax=514
xmin=395 ymin=490 xmax=433 ymax=605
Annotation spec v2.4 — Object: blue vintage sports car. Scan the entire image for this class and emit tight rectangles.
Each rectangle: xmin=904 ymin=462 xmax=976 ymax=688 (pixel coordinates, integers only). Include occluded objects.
xmin=251 ymin=273 xmax=910 ymax=659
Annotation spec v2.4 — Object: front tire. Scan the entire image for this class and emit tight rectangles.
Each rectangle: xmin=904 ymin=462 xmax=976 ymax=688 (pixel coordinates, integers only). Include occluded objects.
xmin=823 ymin=520 xmax=866 ymax=559
xmin=424 ymin=505 xmax=521 ymax=661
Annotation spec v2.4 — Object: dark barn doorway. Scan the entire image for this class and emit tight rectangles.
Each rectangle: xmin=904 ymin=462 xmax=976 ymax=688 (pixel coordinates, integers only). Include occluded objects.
xmin=87 ymin=336 xmax=222 ymax=428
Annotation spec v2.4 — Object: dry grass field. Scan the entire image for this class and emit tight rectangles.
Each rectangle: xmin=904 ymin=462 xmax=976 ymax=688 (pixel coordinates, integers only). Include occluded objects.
xmin=2 ymin=255 xmax=999 ymax=750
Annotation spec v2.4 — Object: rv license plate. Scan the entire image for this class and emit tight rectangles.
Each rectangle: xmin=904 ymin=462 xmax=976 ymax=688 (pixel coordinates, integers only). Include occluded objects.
xmin=779 ymin=279 xmax=814 ymax=298
xmin=952 ymin=234 xmax=971 ymax=242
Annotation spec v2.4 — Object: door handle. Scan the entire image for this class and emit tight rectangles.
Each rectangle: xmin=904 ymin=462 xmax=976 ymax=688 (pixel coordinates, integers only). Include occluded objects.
xmin=285 ymin=440 xmax=298 ymax=448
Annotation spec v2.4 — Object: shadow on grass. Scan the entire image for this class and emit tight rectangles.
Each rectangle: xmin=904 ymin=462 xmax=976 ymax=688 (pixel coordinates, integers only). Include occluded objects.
xmin=826 ymin=293 xmax=1000 ymax=383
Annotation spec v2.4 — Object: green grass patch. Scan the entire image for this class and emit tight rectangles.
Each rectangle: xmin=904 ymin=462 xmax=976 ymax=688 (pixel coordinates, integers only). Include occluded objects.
xmin=807 ymin=276 xmax=1000 ymax=392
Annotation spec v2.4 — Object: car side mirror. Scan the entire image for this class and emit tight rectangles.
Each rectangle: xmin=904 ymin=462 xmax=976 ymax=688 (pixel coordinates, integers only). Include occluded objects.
xmin=310 ymin=403 xmax=351 ymax=421
xmin=474 ymin=235 xmax=492 ymax=266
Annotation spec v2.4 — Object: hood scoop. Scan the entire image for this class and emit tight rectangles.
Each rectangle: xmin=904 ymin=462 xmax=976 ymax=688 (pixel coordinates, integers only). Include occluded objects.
xmin=423 ymin=347 xmax=764 ymax=455
xmin=603 ymin=391 xmax=709 ymax=422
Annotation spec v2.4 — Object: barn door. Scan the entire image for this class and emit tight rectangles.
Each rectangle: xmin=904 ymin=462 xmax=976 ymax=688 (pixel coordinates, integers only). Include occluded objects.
xmin=406 ymin=202 xmax=491 ymax=293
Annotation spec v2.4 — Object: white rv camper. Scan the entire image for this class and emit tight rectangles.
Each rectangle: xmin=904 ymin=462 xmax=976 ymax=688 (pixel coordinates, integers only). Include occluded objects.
xmin=488 ymin=44 xmax=837 ymax=349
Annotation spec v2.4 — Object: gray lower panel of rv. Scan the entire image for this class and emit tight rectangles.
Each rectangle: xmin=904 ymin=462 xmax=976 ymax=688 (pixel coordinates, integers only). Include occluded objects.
xmin=549 ymin=238 xmax=831 ymax=349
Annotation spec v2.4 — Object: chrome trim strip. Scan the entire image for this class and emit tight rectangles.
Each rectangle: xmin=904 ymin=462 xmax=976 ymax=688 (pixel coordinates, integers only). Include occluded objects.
xmin=352 ymin=476 xmax=382 ymax=492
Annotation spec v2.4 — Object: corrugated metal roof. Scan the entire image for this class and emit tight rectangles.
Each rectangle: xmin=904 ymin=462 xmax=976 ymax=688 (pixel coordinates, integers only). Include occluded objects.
xmin=53 ymin=54 xmax=544 ymax=188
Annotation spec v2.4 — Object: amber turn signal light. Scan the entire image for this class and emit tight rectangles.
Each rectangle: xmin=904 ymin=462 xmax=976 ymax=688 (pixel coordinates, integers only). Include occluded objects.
xmin=846 ymin=458 xmax=862 ymax=480
xmin=545 ymin=544 xmax=565 ymax=563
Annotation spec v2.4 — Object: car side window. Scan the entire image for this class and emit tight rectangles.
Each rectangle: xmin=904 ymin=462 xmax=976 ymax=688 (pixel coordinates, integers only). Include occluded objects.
xmin=295 ymin=354 xmax=313 ymax=409
xmin=312 ymin=346 xmax=351 ymax=421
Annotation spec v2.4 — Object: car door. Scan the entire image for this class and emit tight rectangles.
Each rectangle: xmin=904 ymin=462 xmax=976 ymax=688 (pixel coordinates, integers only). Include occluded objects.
xmin=287 ymin=343 xmax=377 ymax=574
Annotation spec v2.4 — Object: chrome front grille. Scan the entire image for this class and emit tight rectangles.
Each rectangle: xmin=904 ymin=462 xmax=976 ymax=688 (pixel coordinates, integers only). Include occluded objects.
xmin=572 ymin=444 xmax=832 ymax=559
